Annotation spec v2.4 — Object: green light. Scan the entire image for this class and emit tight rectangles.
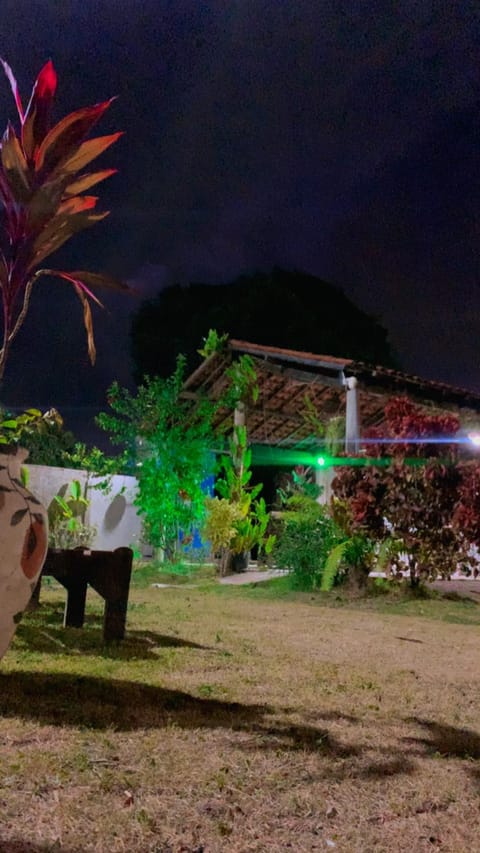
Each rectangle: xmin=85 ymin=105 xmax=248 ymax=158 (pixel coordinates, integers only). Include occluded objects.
xmin=250 ymin=445 xmax=446 ymax=470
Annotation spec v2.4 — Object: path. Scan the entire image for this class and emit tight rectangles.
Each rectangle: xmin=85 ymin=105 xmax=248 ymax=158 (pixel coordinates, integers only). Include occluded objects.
xmin=219 ymin=569 xmax=480 ymax=600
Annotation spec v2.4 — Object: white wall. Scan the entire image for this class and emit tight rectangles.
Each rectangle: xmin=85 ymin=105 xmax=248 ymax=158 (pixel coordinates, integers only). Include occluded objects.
xmin=27 ymin=464 xmax=142 ymax=552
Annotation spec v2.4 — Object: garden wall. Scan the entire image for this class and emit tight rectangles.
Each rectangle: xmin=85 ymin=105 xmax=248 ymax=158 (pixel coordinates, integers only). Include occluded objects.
xmin=27 ymin=464 xmax=142 ymax=552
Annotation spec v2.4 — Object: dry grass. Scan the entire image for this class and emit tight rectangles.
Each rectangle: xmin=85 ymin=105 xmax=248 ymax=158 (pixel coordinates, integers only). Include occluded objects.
xmin=1 ymin=577 xmax=480 ymax=852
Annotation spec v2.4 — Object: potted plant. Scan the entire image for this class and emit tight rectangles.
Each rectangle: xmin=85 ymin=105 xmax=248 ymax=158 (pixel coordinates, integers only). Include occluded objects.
xmin=48 ymin=479 xmax=97 ymax=551
xmin=203 ymin=426 xmax=275 ymax=575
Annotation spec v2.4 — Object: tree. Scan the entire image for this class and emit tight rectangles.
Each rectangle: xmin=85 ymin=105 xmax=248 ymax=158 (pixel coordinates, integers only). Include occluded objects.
xmin=97 ymin=356 xmax=216 ymax=559
xmin=130 ymin=268 xmax=397 ymax=381
xmin=331 ymin=397 xmax=475 ymax=586
xmin=0 ymin=59 xmax=127 ymax=378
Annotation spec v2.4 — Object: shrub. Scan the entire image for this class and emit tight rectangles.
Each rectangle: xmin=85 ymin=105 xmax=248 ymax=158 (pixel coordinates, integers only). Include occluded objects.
xmin=321 ymin=532 xmax=375 ymax=592
xmin=203 ymin=497 xmax=244 ymax=555
xmin=331 ymin=396 xmax=477 ymax=586
xmin=274 ymin=496 xmax=341 ymax=590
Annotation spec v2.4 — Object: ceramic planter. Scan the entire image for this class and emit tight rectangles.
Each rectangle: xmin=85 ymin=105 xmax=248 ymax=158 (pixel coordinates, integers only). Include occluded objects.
xmin=0 ymin=447 xmax=48 ymax=661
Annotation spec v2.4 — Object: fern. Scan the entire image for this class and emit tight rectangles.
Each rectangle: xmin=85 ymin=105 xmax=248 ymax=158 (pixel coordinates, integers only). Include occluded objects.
xmin=321 ymin=540 xmax=350 ymax=591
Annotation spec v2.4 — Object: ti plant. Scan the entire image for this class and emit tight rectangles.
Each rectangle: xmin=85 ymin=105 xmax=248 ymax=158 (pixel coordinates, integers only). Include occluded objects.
xmin=0 ymin=59 xmax=127 ymax=377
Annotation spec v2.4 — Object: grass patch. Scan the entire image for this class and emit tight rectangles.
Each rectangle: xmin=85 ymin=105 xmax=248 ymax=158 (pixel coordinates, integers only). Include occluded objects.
xmin=131 ymin=559 xmax=217 ymax=588
xmin=213 ymin=575 xmax=480 ymax=626
xmin=1 ymin=581 xmax=480 ymax=851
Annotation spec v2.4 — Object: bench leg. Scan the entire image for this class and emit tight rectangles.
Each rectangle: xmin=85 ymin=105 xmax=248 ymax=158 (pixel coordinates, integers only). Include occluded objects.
xmin=64 ymin=580 xmax=88 ymax=628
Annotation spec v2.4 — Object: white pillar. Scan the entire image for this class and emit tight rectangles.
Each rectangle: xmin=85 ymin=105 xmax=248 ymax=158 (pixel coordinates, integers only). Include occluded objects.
xmin=345 ymin=376 xmax=360 ymax=454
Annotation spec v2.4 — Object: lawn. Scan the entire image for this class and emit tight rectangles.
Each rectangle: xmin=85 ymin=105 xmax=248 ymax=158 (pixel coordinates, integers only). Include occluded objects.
xmin=1 ymin=573 xmax=480 ymax=852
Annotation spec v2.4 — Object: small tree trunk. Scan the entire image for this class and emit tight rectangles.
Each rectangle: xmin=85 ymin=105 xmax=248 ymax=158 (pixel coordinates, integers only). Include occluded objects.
xmin=345 ymin=563 xmax=369 ymax=595
xmin=409 ymin=556 xmax=420 ymax=589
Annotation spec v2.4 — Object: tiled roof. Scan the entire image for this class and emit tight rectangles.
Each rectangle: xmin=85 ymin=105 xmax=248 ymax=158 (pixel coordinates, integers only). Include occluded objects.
xmin=183 ymin=340 xmax=480 ymax=449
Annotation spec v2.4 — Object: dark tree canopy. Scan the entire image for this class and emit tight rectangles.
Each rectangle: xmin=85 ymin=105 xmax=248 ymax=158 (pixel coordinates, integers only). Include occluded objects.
xmin=131 ymin=268 xmax=397 ymax=382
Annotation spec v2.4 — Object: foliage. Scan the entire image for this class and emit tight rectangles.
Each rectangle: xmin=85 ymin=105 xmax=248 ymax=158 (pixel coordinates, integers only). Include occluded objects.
xmin=18 ymin=414 xmax=77 ymax=467
xmin=331 ymin=396 xmax=477 ymax=586
xmin=223 ymin=354 xmax=259 ymax=407
xmin=276 ymin=465 xmax=321 ymax=505
xmin=65 ymin=442 xmax=126 ymax=491
xmin=452 ymin=462 xmax=480 ymax=548
xmin=48 ymin=479 xmax=97 ymax=550
xmin=0 ymin=406 xmax=80 ymax=467
xmin=321 ymin=534 xmax=375 ymax=592
xmin=216 ymin=425 xmax=260 ymax=506
xmin=324 ymin=416 xmax=346 ymax=455
xmin=197 ymin=328 xmax=228 ymax=359
xmin=0 ymin=406 xmax=81 ymax=466
xmin=274 ymin=494 xmax=342 ymax=590
xmin=0 ymin=407 xmax=43 ymax=445
xmin=0 ymin=59 xmax=127 ymax=377
xmin=301 ymin=395 xmax=325 ymax=439
xmin=229 ymin=496 xmax=274 ymax=557
xmin=274 ymin=467 xmax=348 ymax=591
xmin=205 ymin=425 xmax=275 ymax=572
xmin=203 ymin=497 xmax=244 ymax=553
xmin=97 ymin=355 xmax=216 ymax=558
xmin=0 ymin=406 xmax=123 ymax=480
xmin=130 ymin=268 xmax=398 ymax=382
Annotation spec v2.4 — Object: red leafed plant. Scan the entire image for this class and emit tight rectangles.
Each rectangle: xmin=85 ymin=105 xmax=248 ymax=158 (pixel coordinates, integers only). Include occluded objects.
xmin=331 ymin=397 xmax=478 ymax=586
xmin=0 ymin=58 xmax=127 ymax=378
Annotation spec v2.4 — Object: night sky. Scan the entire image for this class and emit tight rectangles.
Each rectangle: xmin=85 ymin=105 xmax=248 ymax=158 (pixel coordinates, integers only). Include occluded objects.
xmin=0 ymin=1 xmax=478 ymax=443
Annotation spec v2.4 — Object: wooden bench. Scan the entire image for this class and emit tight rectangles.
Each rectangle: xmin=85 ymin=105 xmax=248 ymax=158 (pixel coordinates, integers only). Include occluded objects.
xmin=31 ymin=547 xmax=133 ymax=642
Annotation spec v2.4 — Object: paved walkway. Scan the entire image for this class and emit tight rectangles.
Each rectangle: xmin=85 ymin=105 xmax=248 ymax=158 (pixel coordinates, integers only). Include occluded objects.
xmin=219 ymin=569 xmax=480 ymax=599
xmin=430 ymin=578 xmax=480 ymax=599
xmin=150 ymin=568 xmax=480 ymax=599
xmin=219 ymin=569 xmax=287 ymax=585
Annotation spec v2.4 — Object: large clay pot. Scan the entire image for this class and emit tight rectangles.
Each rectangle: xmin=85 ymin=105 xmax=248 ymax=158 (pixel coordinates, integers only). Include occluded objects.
xmin=0 ymin=447 xmax=48 ymax=661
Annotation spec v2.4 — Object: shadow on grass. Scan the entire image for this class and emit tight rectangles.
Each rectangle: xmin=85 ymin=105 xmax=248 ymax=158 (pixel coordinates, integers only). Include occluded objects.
xmin=0 ymin=672 xmax=427 ymax=783
xmin=404 ymin=717 xmax=480 ymax=759
xmin=0 ymin=840 xmax=82 ymax=853
xmin=404 ymin=717 xmax=480 ymax=791
xmin=0 ymin=669 xmax=363 ymax=758
xmin=14 ymin=620 xmax=212 ymax=660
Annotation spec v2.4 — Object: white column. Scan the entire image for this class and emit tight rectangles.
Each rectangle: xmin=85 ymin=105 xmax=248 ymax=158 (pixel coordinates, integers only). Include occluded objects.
xmin=345 ymin=376 xmax=360 ymax=454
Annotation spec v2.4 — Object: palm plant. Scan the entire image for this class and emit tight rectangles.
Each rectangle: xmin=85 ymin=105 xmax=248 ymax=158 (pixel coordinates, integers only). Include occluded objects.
xmin=0 ymin=58 xmax=127 ymax=378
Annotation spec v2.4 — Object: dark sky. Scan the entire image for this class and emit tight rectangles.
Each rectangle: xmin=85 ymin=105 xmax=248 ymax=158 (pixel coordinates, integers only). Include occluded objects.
xmin=0 ymin=1 xmax=479 ymax=442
